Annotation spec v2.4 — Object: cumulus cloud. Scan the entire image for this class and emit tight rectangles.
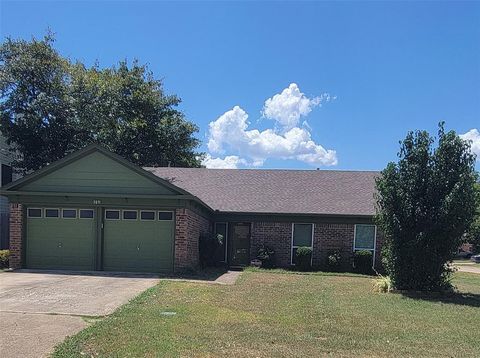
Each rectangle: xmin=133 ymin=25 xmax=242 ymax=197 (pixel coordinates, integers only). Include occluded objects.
xmin=206 ymin=104 xmax=337 ymax=168
xmin=202 ymin=154 xmax=246 ymax=169
xmin=460 ymin=128 xmax=480 ymax=159
xmin=262 ymin=83 xmax=334 ymax=130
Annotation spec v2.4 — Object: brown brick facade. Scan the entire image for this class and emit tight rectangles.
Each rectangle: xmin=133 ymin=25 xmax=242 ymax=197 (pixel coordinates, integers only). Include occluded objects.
xmin=248 ymin=221 xmax=383 ymax=270
xmin=174 ymin=208 xmax=211 ymax=271
xmin=9 ymin=203 xmax=23 ymax=269
xmin=251 ymin=222 xmax=293 ymax=267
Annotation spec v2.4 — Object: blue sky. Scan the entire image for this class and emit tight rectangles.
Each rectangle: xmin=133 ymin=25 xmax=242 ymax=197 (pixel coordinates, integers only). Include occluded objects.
xmin=1 ymin=1 xmax=479 ymax=170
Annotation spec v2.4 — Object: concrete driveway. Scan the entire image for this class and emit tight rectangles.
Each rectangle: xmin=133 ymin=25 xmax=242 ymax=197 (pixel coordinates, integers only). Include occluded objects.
xmin=0 ymin=270 xmax=159 ymax=358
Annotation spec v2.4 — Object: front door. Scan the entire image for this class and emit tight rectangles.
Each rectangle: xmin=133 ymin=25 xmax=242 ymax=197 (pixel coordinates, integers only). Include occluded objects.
xmin=229 ymin=223 xmax=251 ymax=266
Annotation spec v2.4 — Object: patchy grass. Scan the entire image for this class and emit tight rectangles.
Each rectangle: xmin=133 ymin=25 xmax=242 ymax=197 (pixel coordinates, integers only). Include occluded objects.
xmin=53 ymin=271 xmax=480 ymax=358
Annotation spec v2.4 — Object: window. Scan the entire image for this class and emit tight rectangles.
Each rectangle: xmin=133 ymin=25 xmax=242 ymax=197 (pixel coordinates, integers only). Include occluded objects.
xmin=291 ymin=223 xmax=313 ymax=265
xmin=140 ymin=211 xmax=155 ymax=221
xmin=45 ymin=208 xmax=59 ymax=218
xmin=123 ymin=210 xmax=138 ymax=220
xmin=79 ymin=209 xmax=94 ymax=219
xmin=27 ymin=208 xmax=42 ymax=218
xmin=354 ymin=225 xmax=376 ymax=251
xmin=105 ymin=210 xmax=120 ymax=220
xmin=158 ymin=211 xmax=173 ymax=221
xmin=62 ymin=209 xmax=77 ymax=219
xmin=214 ymin=222 xmax=228 ymax=262
xmin=1 ymin=164 xmax=13 ymax=186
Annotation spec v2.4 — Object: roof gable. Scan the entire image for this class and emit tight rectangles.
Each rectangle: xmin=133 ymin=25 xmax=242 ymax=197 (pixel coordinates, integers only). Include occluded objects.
xmin=3 ymin=145 xmax=187 ymax=196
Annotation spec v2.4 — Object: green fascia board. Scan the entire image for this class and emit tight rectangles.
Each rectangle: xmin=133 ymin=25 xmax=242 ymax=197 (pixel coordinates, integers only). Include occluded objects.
xmin=213 ymin=211 xmax=375 ymax=224
xmin=1 ymin=144 xmax=213 ymax=212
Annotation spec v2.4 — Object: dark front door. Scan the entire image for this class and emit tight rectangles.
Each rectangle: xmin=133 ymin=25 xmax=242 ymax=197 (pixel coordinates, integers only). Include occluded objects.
xmin=229 ymin=223 xmax=251 ymax=266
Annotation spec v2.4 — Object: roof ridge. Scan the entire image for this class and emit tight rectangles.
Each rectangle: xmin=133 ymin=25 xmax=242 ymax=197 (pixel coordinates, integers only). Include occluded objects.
xmin=144 ymin=167 xmax=380 ymax=173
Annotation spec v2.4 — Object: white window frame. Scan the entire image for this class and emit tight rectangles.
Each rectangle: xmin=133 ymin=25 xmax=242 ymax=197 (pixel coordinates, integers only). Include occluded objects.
xmin=122 ymin=210 xmax=138 ymax=221
xmin=79 ymin=209 xmax=94 ymax=220
xmin=353 ymin=224 xmax=377 ymax=267
xmin=105 ymin=209 xmax=121 ymax=220
xmin=291 ymin=223 xmax=314 ymax=265
xmin=214 ymin=222 xmax=228 ymax=263
xmin=140 ymin=210 xmax=156 ymax=221
xmin=62 ymin=208 xmax=77 ymax=219
xmin=158 ymin=211 xmax=174 ymax=221
xmin=44 ymin=208 xmax=60 ymax=219
xmin=27 ymin=208 xmax=43 ymax=219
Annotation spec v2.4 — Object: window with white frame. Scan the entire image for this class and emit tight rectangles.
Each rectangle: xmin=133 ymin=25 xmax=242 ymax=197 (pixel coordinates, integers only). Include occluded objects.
xmin=354 ymin=224 xmax=376 ymax=251
xmin=291 ymin=223 xmax=314 ymax=265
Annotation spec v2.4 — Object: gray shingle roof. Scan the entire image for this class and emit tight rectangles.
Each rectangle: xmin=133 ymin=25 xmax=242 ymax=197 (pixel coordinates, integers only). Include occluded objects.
xmin=145 ymin=168 xmax=379 ymax=216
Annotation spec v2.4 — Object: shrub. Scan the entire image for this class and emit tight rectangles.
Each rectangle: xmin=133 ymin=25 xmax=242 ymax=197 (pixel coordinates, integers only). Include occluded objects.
xmin=353 ymin=250 xmax=373 ymax=275
xmin=257 ymin=246 xmax=275 ymax=268
xmin=295 ymin=247 xmax=312 ymax=271
xmin=326 ymin=250 xmax=341 ymax=272
xmin=199 ymin=233 xmax=223 ymax=268
xmin=373 ymin=275 xmax=393 ymax=293
xmin=0 ymin=250 xmax=10 ymax=268
xmin=375 ymin=123 xmax=478 ymax=291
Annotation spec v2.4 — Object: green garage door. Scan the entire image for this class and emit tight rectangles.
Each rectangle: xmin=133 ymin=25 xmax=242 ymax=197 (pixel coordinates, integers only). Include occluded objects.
xmin=103 ymin=209 xmax=174 ymax=273
xmin=26 ymin=207 xmax=96 ymax=270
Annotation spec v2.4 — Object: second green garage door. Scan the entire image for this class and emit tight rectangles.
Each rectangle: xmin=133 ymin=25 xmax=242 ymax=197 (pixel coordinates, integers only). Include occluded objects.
xmin=103 ymin=209 xmax=174 ymax=273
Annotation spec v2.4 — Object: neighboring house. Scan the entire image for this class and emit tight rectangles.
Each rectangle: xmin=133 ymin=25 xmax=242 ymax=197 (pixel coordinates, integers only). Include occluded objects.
xmin=0 ymin=144 xmax=382 ymax=273
xmin=0 ymin=135 xmax=15 ymax=249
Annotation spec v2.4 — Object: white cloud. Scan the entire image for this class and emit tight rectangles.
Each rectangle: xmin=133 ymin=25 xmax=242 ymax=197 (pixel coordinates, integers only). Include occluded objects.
xmin=202 ymin=154 xmax=246 ymax=169
xmin=460 ymin=129 xmax=480 ymax=159
xmin=262 ymin=83 xmax=334 ymax=130
xmin=206 ymin=104 xmax=337 ymax=168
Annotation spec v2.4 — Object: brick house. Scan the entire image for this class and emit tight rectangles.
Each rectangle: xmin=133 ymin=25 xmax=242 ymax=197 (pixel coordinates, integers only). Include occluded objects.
xmin=1 ymin=144 xmax=381 ymax=273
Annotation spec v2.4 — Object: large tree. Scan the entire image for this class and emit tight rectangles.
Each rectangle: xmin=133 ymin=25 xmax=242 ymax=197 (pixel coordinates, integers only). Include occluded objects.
xmin=375 ymin=123 xmax=478 ymax=291
xmin=0 ymin=34 xmax=202 ymax=173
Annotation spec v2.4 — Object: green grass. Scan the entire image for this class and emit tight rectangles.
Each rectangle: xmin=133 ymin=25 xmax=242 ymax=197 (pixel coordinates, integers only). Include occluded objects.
xmin=53 ymin=270 xmax=480 ymax=358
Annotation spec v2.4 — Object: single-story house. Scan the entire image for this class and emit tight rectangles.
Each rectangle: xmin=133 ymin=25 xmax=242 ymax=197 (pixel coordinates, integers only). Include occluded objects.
xmin=0 ymin=144 xmax=382 ymax=273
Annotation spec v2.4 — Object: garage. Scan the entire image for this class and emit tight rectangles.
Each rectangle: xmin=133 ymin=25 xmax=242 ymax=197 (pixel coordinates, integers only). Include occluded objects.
xmin=26 ymin=207 xmax=96 ymax=270
xmin=103 ymin=209 xmax=174 ymax=273
xmin=1 ymin=145 xmax=207 ymax=274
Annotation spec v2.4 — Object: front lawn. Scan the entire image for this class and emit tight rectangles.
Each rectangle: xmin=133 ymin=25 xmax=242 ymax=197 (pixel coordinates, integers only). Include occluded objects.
xmin=53 ymin=270 xmax=480 ymax=357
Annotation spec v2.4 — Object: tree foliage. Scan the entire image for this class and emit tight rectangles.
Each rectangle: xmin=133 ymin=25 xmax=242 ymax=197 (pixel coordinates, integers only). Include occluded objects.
xmin=466 ymin=183 xmax=480 ymax=254
xmin=375 ymin=123 xmax=478 ymax=291
xmin=0 ymin=34 xmax=202 ymax=173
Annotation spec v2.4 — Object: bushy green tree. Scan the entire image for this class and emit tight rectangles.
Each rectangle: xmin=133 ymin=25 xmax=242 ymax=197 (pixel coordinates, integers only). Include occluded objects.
xmin=466 ymin=184 xmax=480 ymax=254
xmin=0 ymin=34 xmax=202 ymax=173
xmin=0 ymin=34 xmax=79 ymax=172
xmin=375 ymin=123 xmax=478 ymax=291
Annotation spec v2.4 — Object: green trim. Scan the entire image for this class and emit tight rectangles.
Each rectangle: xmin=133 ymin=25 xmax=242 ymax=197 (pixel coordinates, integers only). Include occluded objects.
xmin=1 ymin=144 xmax=213 ymax=212
xmin=214 ymin=212 xmax=374 ymax=224
xmin=1 ymin=190 xmax=197 ymax=200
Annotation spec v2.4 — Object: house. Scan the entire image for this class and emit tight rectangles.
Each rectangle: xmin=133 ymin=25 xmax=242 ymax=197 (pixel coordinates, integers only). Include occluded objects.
xmin=0 ymin=134 xmax=15 ymax=249
xmin=0 ymin=144 xmax=382 ymax=273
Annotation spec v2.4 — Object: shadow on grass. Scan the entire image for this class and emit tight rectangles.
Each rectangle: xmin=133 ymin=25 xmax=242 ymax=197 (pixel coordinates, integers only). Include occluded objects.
xmin=400 ymin=290 xmax=480 ymax=308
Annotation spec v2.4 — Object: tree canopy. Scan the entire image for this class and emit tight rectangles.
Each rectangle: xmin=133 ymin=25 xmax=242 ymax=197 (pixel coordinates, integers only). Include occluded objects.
xmin=0 ymin=34 xmax=202 ymax=173
xmin=375 ymin=123 xmax=478 ymax=291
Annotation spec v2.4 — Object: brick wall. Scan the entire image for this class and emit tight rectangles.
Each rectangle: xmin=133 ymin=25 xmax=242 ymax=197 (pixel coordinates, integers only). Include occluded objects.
xmin=248 ymin=220 xmax=383 ymax=270
xmin=313 ymin=223 xmax=355 ymax=269
xmin=175 ymin=208 xmax=211 ymax=271
xmin=251 ymin=222 xmax=292 ymax=267
xmin=8 ymin=203 xmax=23 ymax=269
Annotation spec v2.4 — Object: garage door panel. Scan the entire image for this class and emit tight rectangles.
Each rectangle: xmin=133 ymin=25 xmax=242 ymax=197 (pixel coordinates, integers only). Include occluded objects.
xmin=26 ymin=207 xmax=96 ymax=271
xmin=103 ymin=210 xmax=174 ymax=273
